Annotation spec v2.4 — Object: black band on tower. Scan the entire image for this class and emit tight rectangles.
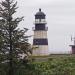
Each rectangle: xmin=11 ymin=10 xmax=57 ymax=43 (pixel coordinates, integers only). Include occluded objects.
xmin=35 ymin=24 xmax=45 ymax=30
xmin=33 ymin=39 xmax=48 ymax=45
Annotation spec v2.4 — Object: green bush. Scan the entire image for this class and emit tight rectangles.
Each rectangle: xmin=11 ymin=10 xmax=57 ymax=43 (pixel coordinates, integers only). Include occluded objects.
xmin=29 ymin=56 xmax=75 ymax=75
xmin=1 ymin=56 xmax=75 ymax=75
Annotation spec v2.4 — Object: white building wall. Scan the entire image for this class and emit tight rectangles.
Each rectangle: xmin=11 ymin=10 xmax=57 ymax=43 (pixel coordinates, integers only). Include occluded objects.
xmin=34 ymin=31 xmax=47 ymax=38
xmin=32 ymin=45 xmax=49 ymax=56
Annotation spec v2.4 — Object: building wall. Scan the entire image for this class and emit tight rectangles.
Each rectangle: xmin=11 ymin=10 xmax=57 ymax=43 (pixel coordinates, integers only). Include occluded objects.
xmin=32 ymin=45 xmax=49 ymax=56
xmin=72 ymin=46 xmax=75 ymax=54
xmin=34 ymin=31 xmax=47 ymax=38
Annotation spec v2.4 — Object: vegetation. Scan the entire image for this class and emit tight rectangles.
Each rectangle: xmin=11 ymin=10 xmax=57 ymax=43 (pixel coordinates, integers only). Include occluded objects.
xmin=0 ymin=0 xmax=32 ymax=75
xmin=7 ymin=55 xmax=74 ymax=75
xmin=29 ymin=55 xmax=75 ymax=75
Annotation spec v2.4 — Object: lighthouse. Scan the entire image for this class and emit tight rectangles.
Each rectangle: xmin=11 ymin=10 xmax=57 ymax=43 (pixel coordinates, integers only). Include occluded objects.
xmin=70 ymin=36 xmax=75 ymax=54
xmin=32 ymin=9 xmax=49 ymax=56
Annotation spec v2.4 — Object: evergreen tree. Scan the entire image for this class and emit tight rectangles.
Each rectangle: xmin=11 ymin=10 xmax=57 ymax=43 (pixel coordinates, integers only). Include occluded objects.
xmin=0 ymin=0 xmax=32 ymax=75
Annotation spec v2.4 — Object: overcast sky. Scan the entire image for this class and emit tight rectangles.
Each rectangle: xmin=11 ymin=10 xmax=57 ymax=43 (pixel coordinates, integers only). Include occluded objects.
xmin=15 ymin=0 xmax=75 ymax=54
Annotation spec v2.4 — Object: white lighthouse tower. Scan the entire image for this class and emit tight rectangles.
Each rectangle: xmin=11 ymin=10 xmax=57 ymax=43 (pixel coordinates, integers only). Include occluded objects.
xmin=32 ymin=9 xmax=49 ymax=56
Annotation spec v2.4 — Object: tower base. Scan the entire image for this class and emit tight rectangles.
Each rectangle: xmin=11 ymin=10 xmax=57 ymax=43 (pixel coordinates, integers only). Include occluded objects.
xmin=32 ymin=45 xmax=49 ymax=56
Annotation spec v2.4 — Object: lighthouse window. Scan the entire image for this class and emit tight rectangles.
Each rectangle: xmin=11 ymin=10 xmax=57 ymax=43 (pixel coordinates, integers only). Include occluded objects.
xmin=35 ymin=19 xmax=39 ymax=22
xmin=39 ymin=19 xmax=41 ymax=22
xmin=35 ymin=15 xmax=45 ymax=19
xmin=41 ymin=19 xmax=45 ymax=22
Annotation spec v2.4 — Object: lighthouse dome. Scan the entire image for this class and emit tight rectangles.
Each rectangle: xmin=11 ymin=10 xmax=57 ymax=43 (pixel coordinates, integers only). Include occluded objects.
xmin=35 ymin=9 xmax=45 ymax=19
xmin=35 ymin=9 xmax=45 ymax=16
